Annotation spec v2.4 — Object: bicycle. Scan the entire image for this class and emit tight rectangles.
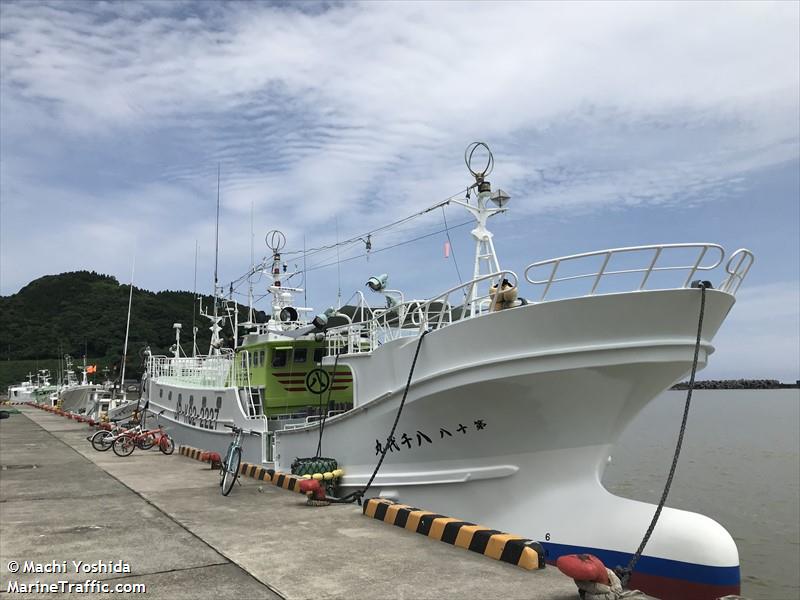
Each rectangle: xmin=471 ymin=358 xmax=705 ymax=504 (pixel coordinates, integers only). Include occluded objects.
xmin=220 ymin=424 xmax=258 ymax=496
xmin=147 ymin=410 xmax=175 ymax=455
xmin=112 ymin=425 xmax=145 ymax=457
xmin=89 ymin=417 xmax=137 ymax=452
xmin=112 ymin=412 xmax=175 ymax=457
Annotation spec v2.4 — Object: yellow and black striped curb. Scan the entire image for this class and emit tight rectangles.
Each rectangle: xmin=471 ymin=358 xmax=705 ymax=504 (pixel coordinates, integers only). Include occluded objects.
xmin=362 ymin=498 xmax=545 ymax=571
xmin=178 ymin=446 xmax=207 ymax=461
xmin=238 ymin=462 xmax=305 ymax=494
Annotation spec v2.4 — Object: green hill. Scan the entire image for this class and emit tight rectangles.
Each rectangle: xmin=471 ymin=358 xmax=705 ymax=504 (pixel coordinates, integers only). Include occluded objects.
xmin=0 ymin=271 xmax=265 ymax=389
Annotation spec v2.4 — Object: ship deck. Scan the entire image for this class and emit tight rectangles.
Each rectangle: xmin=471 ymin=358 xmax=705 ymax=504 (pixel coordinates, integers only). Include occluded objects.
xmin=1 ymin=407 xmax=577 ymax=599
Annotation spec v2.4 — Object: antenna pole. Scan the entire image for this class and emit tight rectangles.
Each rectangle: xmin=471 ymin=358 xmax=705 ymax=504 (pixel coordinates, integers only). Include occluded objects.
xmin=120 ymin=254 xmax=135 ymax=402
xmin=214 ymin=163 xmax=220 ymax=295
xmin=209 ymin=165 xmax=223 ymax=354
xmin=249 ymin=198 xmax=254 ymax=326
xmin=303 ymin=233 xmax=308 ymax=309
xmin=336 ymin=217 xmax=342 ymax=309
xmin=193 ymin=240 xmax=199 ymax=357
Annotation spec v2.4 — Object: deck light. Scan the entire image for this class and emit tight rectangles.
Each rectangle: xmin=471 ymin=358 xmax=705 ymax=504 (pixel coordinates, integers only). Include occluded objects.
xmin=366 ymin=274 xmax=388 ymax=292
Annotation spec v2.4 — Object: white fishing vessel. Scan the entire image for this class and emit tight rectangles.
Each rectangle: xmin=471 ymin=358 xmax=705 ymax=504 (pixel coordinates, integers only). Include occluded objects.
xmin=143 ymin=144 xmax=753 ymax=600
xmin=59 ymin=355 xmax=103 ymax=414
xmin=7 ymin=373 xmax=36 ymax=404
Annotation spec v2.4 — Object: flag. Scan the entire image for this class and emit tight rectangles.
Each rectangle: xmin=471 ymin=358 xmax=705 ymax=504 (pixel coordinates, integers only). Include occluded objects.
xmin=444 ymin=240 xmax=451 ymax=258
xmin=87 ymin=365 xmax=97 ymax=374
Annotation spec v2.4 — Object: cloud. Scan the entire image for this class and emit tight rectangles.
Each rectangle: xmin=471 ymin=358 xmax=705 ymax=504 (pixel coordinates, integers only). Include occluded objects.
xmin=1 ymin=0 xmax=798 ymax=305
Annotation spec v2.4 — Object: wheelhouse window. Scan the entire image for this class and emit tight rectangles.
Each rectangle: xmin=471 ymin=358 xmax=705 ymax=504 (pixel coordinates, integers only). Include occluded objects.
xmin=259 ymin=350 xmax=265 ymax=366
xmin=313 ymin=348 xmax=326 ymax=363
xmin=272 ymin=349 xmax=290 ymax=368
xmin=294 ymin=348 xmax=308 ymax=364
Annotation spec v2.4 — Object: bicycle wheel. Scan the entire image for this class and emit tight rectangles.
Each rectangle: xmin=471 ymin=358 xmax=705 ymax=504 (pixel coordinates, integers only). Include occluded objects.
xmin=220 ymin=447 xmax=241 ymax=496
xmin=137 ymin=432 xmax=156 ymax=450
xmin=219 ymin=445 xmax=232 ymax=487
xmin=91 ymin=430 xmax=113 ymax=452
xmin=159 ymin=434 xmax=175 ymax=455
xmin=113 ymin=435 xmax=136 ymax=457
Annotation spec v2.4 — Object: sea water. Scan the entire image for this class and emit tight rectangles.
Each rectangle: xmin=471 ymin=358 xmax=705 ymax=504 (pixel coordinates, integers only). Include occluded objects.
xmin=603 ymin=389 xmax=800 ymax=600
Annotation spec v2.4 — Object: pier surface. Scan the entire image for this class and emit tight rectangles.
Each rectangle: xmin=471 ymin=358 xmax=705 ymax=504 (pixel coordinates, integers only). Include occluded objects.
xmin=1 ymin=407 xmax=576 ymax=599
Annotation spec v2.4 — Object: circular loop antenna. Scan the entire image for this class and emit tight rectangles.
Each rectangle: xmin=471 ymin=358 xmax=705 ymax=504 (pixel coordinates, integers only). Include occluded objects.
xmin=265 ymin=230 xmax=286 ymax=253
xmin=465 ymin=142 xmax=494 ymax=179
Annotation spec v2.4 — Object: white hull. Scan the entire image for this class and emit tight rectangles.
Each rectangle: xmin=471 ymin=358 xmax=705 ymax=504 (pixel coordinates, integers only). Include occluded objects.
xmin=144 ymin=280 xmax=746 ymax=598
xmin=7 ymin=386 xmax=36 ymax=404
xmin=271 ymin=289 xmax=739 ymax=596
xmin=145 ymin=382 xmax=269 ymax=463
xmin=60 ymin=385 xmax=101 ymax=414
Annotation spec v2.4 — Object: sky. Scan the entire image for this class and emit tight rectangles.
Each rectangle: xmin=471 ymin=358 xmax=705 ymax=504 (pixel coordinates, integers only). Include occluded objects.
xmin=1 ymin=0 xmax=798 ymax=380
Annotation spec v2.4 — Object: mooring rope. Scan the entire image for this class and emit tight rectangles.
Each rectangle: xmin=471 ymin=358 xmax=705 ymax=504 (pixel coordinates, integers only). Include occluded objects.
xmin=617 ymin=281 xmax=709 ymax=586
xmin=314 ymin=346 xmax=341 ymax=458
xmin=332 ymin=329 xmax=430 ymax=505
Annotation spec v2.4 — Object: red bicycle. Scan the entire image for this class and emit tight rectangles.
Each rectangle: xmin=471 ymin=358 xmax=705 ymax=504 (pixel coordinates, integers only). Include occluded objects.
xmin=113 ymin=411 xmax=174 ymax=457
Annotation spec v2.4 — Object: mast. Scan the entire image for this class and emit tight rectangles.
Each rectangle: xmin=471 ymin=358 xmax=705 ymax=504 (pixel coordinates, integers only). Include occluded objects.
xmin=81 ymin=353 xmax=88 ymax=385
xmin=248 ymin=198 xmax=255 ymax=327
xmin=208 ymin=164 xmax=224 ymax=354
xmin=449 ymin=142 xmax=511 ymax=312
xmin=120 ymin=255 xmax=135 ymax=402
xmin=193 ymin=240 xmax=199 ymax=357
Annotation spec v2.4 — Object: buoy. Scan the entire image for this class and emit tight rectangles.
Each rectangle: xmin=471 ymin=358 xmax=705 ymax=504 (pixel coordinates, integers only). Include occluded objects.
xmin=332 ymin=469 xmax=343 ymax=477
xmin=323 ymin=472 xmax=333 ymax=480
xmin=312 ymin=473 xmax=323 ymax=481
xmin=298 ymin=478 xmax=328 ymax=503
xmin=302 ymin=474 xmax=311 ymax=479
xmin=207 ymin=452 xmax=221 ymax=469
xmin=556 ymin=554 xmax=609 ymax=585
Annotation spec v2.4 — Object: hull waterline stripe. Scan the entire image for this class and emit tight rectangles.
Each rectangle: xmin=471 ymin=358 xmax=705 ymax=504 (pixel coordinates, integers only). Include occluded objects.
xmin=362 ymin=499 xmax=544 ymax=571
xmin=542 ymin=541 xmax=740 ymax=587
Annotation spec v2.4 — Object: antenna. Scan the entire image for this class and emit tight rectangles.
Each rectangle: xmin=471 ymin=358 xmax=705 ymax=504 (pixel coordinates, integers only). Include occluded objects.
xmin=214 ymin=163 xmax=221 ymax=295
xmin=209 ymin=165 xmax=223 ymax=354
xmin=303 ymin=233 xmax=308 ymax=309
xmin=335 ymin=217 xmax=341 ymax=309
xmin=248 ymin=198 xmax=254 ymax=326
xmin=193 ymin=240 xmax=199 ymax=357
xmin=120 ymin=254 xmax=135 ymax=402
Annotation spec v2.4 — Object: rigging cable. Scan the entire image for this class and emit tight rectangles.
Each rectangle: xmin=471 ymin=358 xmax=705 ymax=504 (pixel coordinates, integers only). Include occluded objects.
xmin=282 ymin=188 xmax=469 ymax=260
xmin=442 ymin=205 xmax=463 ymax=284
xmin=616 ymin=281 xmax=709 ymax=587
xmin=305 ymin=220 xmax=473 ymax=274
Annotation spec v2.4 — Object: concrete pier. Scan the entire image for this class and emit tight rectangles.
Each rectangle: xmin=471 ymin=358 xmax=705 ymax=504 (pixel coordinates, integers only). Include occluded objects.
xmin=1 ymin=407 xmax=577 ymax=599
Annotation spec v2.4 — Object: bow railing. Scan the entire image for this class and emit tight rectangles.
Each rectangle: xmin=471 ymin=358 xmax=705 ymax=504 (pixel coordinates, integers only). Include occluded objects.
xmin=524 ymin=243 xmax=729 ymax=302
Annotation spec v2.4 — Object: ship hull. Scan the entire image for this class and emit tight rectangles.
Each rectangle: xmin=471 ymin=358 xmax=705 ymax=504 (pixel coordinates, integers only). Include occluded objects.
xmin=144 ymin=383 xmax=268 ymax=463
xmin=60 ymin=385 xmax=102 ymax=414
xmin=271 ymin=288 xmax=740 ymax=599
xmin=142 ymin=288 xmax=740 ymax=599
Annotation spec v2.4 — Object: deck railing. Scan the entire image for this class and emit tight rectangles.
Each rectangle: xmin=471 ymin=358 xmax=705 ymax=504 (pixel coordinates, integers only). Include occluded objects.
xmin=325 ymin=270 xmax=518 ymax=355
xmin=321 ymin=243 xmax=754 ymax=359
xmin=718 ymin=249 xmax=755 ymax=294
xmin=147 ymin=350 xmax=234 ymax=388
xmin=523 ymin=243 xmax=728 ymax=302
